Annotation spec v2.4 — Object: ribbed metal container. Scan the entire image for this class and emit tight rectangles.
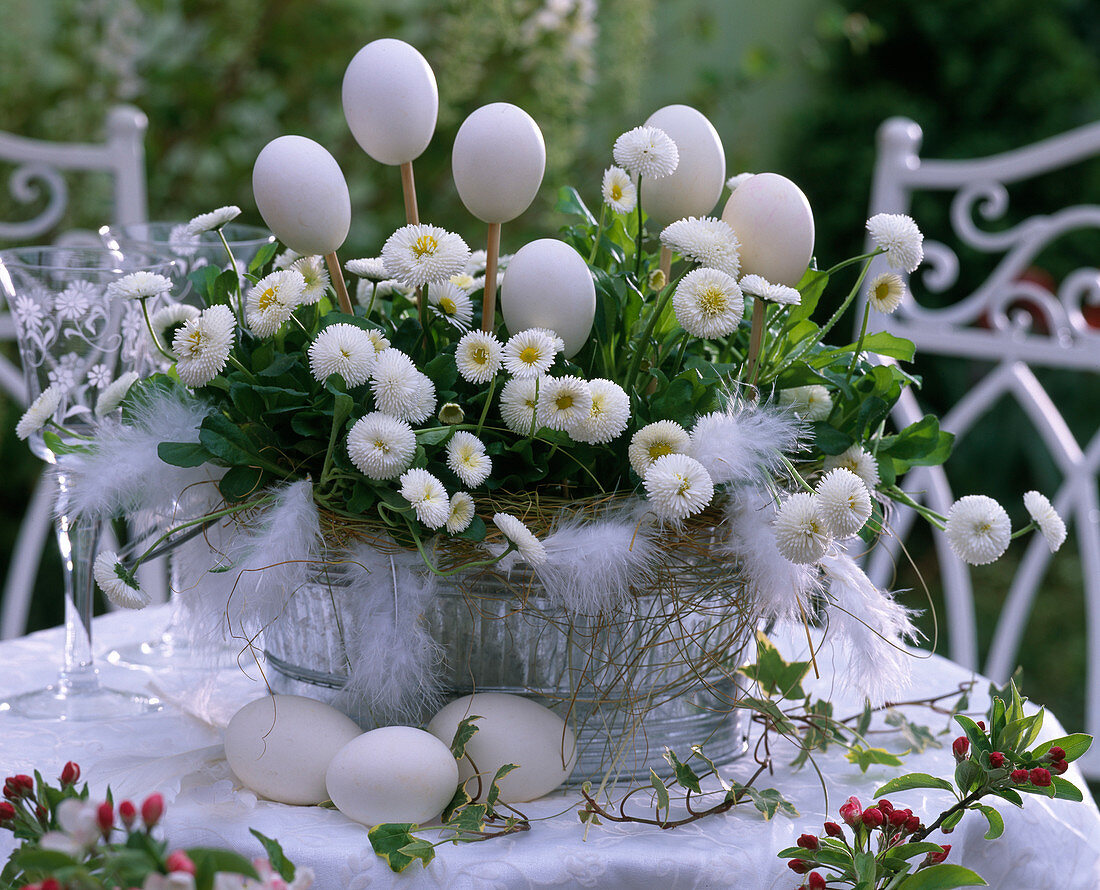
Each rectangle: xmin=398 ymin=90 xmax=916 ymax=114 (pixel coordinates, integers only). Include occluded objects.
xmin=264 ymin=564 xmax=751 ymax=784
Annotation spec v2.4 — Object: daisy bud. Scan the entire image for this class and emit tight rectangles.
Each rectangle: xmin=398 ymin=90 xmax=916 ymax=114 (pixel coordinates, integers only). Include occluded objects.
xmin=952 ymin=736 xmax=970 ymax=761
xmin=1030 ymin=767 xmax=1052 ymax=787
xmin=1047 ymin=746 xmax=1066 ymax=761
xmin=808 ymin=873 xmax=827 ymax=890
xmin=59 ymin=761 xmax=80 ymax=787
xmin=904 ymin=814 xmax=921 ymax=833
xmin=796 ymin=833 xmax=819 ymax=850
xmin=788 ymin=858 xmax=808 ymax=874
xmin=166 ymin=850 xmax=196 ymax=875
xmin=824 ymin=821 xmax=844 ymax=838
xmin=438 ymin=402 xmax=465 ymax=425
xmin=118 ymin=800 xmax=137 ymax=830
xmin=96 ymin=801 xmax=113 ymax=838
xmin=0 ymin=801 xmax=15 ymax=823
xmin=648 ymin=268 xmax=667 ymax=291
xmin=839 ymin=796 xmax=863 ymax=828
xmin=1052 ymin=759 xmax=1069 ymax=775
xmin=988 ymin=752 xmax=1006 ymax=769
xmin=141 ymin=793 xmax=164 ymax=829
xmin=926 ymin=844 xmax=951 ymax=865
xmin=861 ymin=807 xmax=884 ymax=829
xmin=1011 ymin=769 xmax=1030 ymax=784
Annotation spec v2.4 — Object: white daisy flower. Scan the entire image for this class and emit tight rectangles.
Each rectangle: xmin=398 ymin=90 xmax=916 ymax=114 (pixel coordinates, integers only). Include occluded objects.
xmin=365 ymin=327 xmax=391 ymax=353
xmin=449 ymin=272 xmax=478 ymax=292
xmin=93 ymin=551 xmax=149 ymax=609
xmin=867 ymin=272 xmax=906 ymax=314
xmin=168 ymin=224 xmax=201 ymax=257
xmin=455 ymin=330 xmax=504 ymax=384
xmin=536 ymin=375 xmax=592 ymax=432
xmin=245 ymin=269 xmax=306 ymax=337
xmin=94 ymin=371 xmax=139 ymax=418
xmin=150 ymin=303 xmax=200 ymax=343
xmin=502 ymin=328 xmax=560 ymax=378
xmin=406 ymin=372 xmax=437 ymax=424
xmin=726 ymin=172 xmax=754 ymax=192
xmin=308 ymin=323 xmax=377 ymax=386
xmin=570 ymin=378 xmax=631 ymax=444
xmin=446 ymin=492 xmax=476 ymax=534
xmin=15 ymin=384 xmax=63 ymax=440
xmin=273 ymin=248 xmax=302 ymax=269
xmin=346 ymin=412 xmax=416 ymax=480
xmin=1023 ymin=490 xmax=1067 ymax=553
xmin=773 ymin=493 xmax=831 ymax=564
xmin=466 ymin=250 xmax=489 ymax=274
xmin=106 ymin=271 xmax=174 ymax=301
xmin=823 ymin=444 xmax=880 ymax=490
xmin=660 ymin=217 xmax=742 ymax=277
xmin=446 ymin=431 xmax=492 ymax=488
xmin=345 ymin=257 xmax=389 ymax=281
xmin=945 ymin=494 xmax=1011 ymax=566
xmin=673 ymin=267 xmax=744 ymax=339
xmin=399 ymin=468 xmax=450 ymax=529
xmin=371 ymin=349 xmax=424 ymax=421
xmin=778 ymin=385 xmax=832 ymax=422
xmin=643 ymin=453 xmax=714 ymax=521
xmin=493 ymin=512 xmax=547 ymax=565
xmin=739 ymin=274 xmax=801 ymax=306
xmin=815 ymin=467 xmax=872 ymax=538
xmin=172 ymin=305 xmax=235 ymax=388
xmin=612 ymin=125 xmax=679 ymax=180
xmin=185 ymin=205 xmax=241 ymax=235
xmin=427 ymin=281 xmax=474 ymax=330
xmin=628 ymin=419 xmax=691 ymax=477
xmin=601 ymin=165 xmax=637 ymax=214
xmin=382 ymin=223 xmax=471 ymax=289
xmin=500 ymin=376 xmax=541 ymax=435
xmin=866 ymin=213 xmax=924 ymax=273
xmin=292 ymin=255 xmax=330 ymax=305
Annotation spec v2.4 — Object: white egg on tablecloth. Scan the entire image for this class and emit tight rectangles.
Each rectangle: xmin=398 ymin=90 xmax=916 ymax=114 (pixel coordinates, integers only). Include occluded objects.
xmin=720 ymin=171 xmax=815 ymax=287
xmin=427 ymin=692 xmax=577 ymax=803
xmin=500 ymin=238 xmax=595 ymax=358
xmin=252 ymin=135 xmax=351 ymax=255
xmin=342 ymin=38 xmax=438 ymax=165
xmin=642 ymin=104 xmax=726 ymax=226
xmin=224 ymin=694 xmax=361 ymax=806
xmin=452 ymin=103 xmax=546 ymax=224
xmin=325 ymin=726 xmax=458 ymax=826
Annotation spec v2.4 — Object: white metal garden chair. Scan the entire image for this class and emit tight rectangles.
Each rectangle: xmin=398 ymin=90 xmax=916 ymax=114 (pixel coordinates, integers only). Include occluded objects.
xmin=862 ymin=117 xmax=1100 ymax=777
xmin=0 ymin=105 xmax=161 ymax=639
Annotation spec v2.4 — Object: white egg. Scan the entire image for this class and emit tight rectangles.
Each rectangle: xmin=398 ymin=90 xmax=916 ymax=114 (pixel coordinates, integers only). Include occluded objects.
xmin=452 ymin=103 xmax=546 ymax=224
xmin=642 ymin=104 xmax=726 ymax=226
xmin=252 ymin=135 xmax=351 ymax=255
xmin=224 ymin=694 xmax=361 ymax=806
xmin=342 ymin=38 xmax=438 ymax=165
xmin=427 ymin=693 xmax=577 ymax=803
xmin=325 ymin=726 xmax=458 ymax=826
xmin=500 ymin=239 xmax=595 ymax=358
xmin=720 ymin=172 xmax=814 ymax=287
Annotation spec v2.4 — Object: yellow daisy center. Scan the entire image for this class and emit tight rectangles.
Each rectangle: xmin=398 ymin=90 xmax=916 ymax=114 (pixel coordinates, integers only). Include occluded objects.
xmin=699 ymin=286 xmax=728 ymax=317
xmin=610 ymin=183 xmax=623 ymax=201
xmin=257 ymin=286 xmax=279 ymax=311
xmin=411 ymin=235 xmax=438 ymax=259
xmin=373 ymin=438 xmax=390 ymax=453
xmin=519 ymin=345 xmax=542 ymax=365
xmin=182 ymin=330 xmax=205 ymax=357
xmin=555 ymin=393 xmax=574 ymax=411
xmin=472 ymin=346 xmax=489 ymax=366
xmin=441 ymin=296 xmax=457 ymax=315
xmin=648 ymin=442 xmax=673 ymax=461
xmin=873 ymin=280 xmax=891 ymax=302
xmin=676 ymin=475 xmax=691 ymax=496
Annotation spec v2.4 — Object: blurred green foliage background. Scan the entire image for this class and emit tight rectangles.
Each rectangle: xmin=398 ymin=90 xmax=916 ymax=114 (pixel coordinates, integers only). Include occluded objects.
xmin=1 ymin=0 xmax=1098 ymax=753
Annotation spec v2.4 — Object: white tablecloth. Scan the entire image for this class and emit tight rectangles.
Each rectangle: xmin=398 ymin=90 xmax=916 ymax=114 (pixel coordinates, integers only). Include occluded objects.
xmin=1 ymin=607 xmax=1098 ymax=889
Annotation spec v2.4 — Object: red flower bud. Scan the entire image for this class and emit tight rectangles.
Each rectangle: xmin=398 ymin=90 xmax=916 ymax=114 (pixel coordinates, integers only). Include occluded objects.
xmin=118 ymin=800 xmax=137 ymax=830
xmin=34 ymin=804 xmax=47 ymax=826
xmin=1047 ymin=746 xmax=1066 ymax=761
xmin=824 ymin=821 xmax=843 ymax=838
xmin=976 ymin=721 xmax=986 ymax=731
xmin=141 ymin=793 xmax=164 ymax=829
xmin=988 ymin=751 xmax=1005 ymax=769
xmin=862 ymin=807 xmax=885 ymax=829
xmin=796 ymin=833 xmax=819 ymax=850
xmin=59 ymin=762 xmax=80 ymax=787
xmin=3 ymin=775 xmax=33 ymax=800
xmin=165 ymin=850 xmax=196 ymax=875
xmin=889 ymin=808 xmax=909 ymax=827
xmin=1011 ymin=768 xmax=1030 ymax=784
xmin=927 ymin=844 xmax=951 ymax=864
xmin=904 ymin=814 xmax=921 ymax=833
xmin=1030 ymin=768 xmax=1052 ymax=787
xmin=1051 ymin=759 xmax=1069 ymax=775
xmin=952 ymin=736 xmax=970 ymax=761
xmin=877 ymin=799 xmax=894 ymax=816
xmin=789 ymin=858 xmax=809 ymax=874
xmin=0 ymin=801 xmax=15 ymax=823
xmin=839 ymin=796 xmax=863 ymax=827
xmin=808 ymin=872 xmax=827 ymax=890
xmin=96 ymin=801 xmax=113 ymax=837
xmin=41 ymin=879 xmax=62 ymax=890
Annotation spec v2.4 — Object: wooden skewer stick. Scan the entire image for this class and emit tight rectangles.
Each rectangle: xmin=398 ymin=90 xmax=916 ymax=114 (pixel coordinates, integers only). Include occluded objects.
xmin=481 ymin=222 xmax=502 ymax=332
xmin=400 ymin=161 xmax=420 ymax=226
xmin=659 ymin=245 xmax=672 ymax=284
xmin=324 ymin=251 xmax=354 ymax=315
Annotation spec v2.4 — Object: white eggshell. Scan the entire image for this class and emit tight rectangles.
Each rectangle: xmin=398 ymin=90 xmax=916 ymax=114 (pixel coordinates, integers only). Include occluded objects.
xmin=224 ymin=694 xmax=362 ymax=805
xmin=252 ymin=135 xmax=351 ymax=255
xmin=642 ymin=104 xmax=726 ymax=226
xmin=720 ymin=172 xmax=814 ymax=287
xmin=500 ymin=239 xmax=595 ymax=358
xmin=452 ymin=103 xmax=546 ymax=223
xmin=342 ymin=39 xmax=438 ymax=165
xmin=325 ymin=727 xmax=458 ymax=826
xmin=427 ymin=693 xmax=577 ymax=803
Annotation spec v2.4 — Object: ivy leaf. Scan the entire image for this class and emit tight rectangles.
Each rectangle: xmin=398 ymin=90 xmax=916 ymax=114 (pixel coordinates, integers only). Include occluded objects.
xmin=663 ymin=749 xmax=701 ymax=793
xmin=248 ymin=830 xmax=295 ymax=883
xmin=884 ymin=710 xmax=942 ymax=753
xmin=368 ymin=824 xmax=426 ymax=873
xmin=730 ymin=784 xmax=798 ymax=820
xmin=449 ymin=716 xmax=482 ymax=760
xmin=895 ymin=863 xmax=987 ymax=889
xmin=486 ymin=764 xmax=519 ymax=810
xmin=740 ymin=697 xmax=797 ymax=735
xmin=451 ymin=803 xmax=488 ymax=833
xmin=649 ymin=769 xmax=670 ymax=811
xmin=440 ymin=785 xmax=471 ymax=823
xmin=736 ymin=631 xmax=810 ymax=700
xmin=874 ymin=772 xmax=955 ymax=797
xmin=846 ymin=745 xmax=905 ymax=773
xmin=396 ymin=839 xmax=436 ymax=869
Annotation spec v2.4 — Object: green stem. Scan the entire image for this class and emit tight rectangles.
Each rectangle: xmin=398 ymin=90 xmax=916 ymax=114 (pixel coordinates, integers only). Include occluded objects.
xmin=779 ymin=455 xmax=816 ymax=495
xmin=527 ymin=377 xmax=541 ymax=438
xmin=217 ymin=227 xmax=245 ymax=328
xmin=475 ymin=375 xmax=497 ymax=437
xmin=884 ymin=484 xmax=947 ymax=530
xmin=139 ymin=297 xmax=175 ymax=361
xmin=319 ymin=407 xmax=345 ymax=487
xmin=588 ymin=204 xmax=607 ymax=266
xmin=845 ymin=301 xmax=872 ymax=387
xmin=365 ymin=281 xmax=379 ymax=319
xmin=821 ymin=250 xmax=883 ymax=279
xmin=1011 ymin=520 xmax=1038 ymax=540
xmin=745 ymin=299 xmax=767 ymax=387
xmin=669 ymin=330 xmax=691 ymax=377
xmin=633 ymin=177 xmax=644 ymax=277
xmin=226 ymin=353 xmax=259 ymax=384
xmin=623 ymin=272 xmax=684 ymax=398
xmin=129 ymin=496 xmax=274 ymax=571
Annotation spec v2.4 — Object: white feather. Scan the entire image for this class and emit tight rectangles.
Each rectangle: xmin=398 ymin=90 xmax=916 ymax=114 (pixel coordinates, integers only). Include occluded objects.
xmin=690 ymin=401 xmax=805 ymax=486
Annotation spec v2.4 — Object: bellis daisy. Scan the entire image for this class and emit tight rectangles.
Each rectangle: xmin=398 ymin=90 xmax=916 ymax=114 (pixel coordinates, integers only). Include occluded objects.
xmin=500 ymin=376 xmax=541 ymax=435
xmin=364 ymin=328 xmax=390 ymax=354
xmin=815 ymin=468 xmax=872 ymax=538
xmin=503 ymin=328 xmax=560 ymax=378
xmin=273 ymin=248 xmax=302 ymax=270
xmin=346 ymin=412 xmax=416 ymax=480
xmin=824 ymin=444 xmax=881 ymax=490
xmin=173 ymin=304 xmax=235 ymax=387
xmin=406 ymin=373 xmax=437 ymax=424
xmin=185 ymin=205 xmax=241 ymax=235
xmin=945 ymin=494 xmax=1011 ymax=566
xmin=673 ymin=267 xmax=744 ymax=338
xmin=308 ymin=323 xmax=377 ymax=386
xmin=536 ymin=375 xmax=592 ymax=432
xmin=399 ymin=468 xmax=450 ymax=529
xmin=345 ymin=257 xmax=388 ymax=281
xmin=106 ymin=271 xmax=174 ymax=301
xmin=382 ymin=223 xmax=470 ymax=289
xmin=446 ymin=431 xmax=492 ymax=488
xmin=778 ymin=385 xmax=832 ymax=422
xmin=292 ymin=255 xmax=330 ymax=305
xmin=455 ymin=330 xmax=503 ymax=384
xmin=371 ymin=349 xmax=426 ymax=421
xmin=612 ymin=125 xmax=679 ymax=180
xmin=446 ymin=492 xmax=476 ymax=534
xmin=15 ymin=384 xmax=63 ymax=440
xmin=493 ymin=512 xmax=547 ymax=565
xmin=643 ymin=453 xmax=714 ymax=521
xmin=739 ymin=274 xmax=801 ymax=306
xmin=773 ymin=493 xmax=831 ymax=564
xmin=628 ymin=420 xmax=691 ymax=478
xmin=245 ymin=269 xmax=306 ymax=337
xmin=94 ymin=371 xmax=139 ymax=417
xmin=660 ymin=217 xmax=742 ymax=277
xmin=602 ymin=165 xmax=637 ymax=214
xmin=867 ymin=272 xmax=906 ymax=314
xmin=150 ymin=304 xmax=199 ymax=344
xmin=1023 ymin=491 xmax=1067 ymax=553
xmin=866 ymin=213 xmax=924 ymax=273
xmin=427 ymin=281 xmax=474 ymax=330
xmin=93 ymin=551 xmax=149 ymax=609
xmin=570 ymin=378 xmax=630 ymax=444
